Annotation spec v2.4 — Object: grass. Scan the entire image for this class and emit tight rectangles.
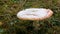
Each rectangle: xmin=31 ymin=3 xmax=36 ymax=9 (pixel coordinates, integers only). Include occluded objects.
xmin=0 ymin=0 xmax=60 ymax=34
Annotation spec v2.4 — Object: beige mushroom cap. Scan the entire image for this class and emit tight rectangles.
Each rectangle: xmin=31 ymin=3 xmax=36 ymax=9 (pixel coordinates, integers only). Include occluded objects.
xmin=17 ymin=8 xmax=53 ymax=20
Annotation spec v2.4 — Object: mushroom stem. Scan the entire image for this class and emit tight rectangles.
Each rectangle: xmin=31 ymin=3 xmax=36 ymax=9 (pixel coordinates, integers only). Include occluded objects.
xmin=33 ymin=20 xmax=40 ymax=30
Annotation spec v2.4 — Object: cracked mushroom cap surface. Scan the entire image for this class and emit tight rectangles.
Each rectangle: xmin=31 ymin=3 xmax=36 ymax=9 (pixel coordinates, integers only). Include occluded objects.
xmin=17 ymin=8 xmax=53 ymax=20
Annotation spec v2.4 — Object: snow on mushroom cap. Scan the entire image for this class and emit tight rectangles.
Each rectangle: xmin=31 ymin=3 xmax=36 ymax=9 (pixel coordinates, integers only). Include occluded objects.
xmin=17 ymin=8 xmax=53 ymax=20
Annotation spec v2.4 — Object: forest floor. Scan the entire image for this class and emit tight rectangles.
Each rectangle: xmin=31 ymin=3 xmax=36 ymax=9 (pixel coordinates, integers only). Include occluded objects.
xmin=0 ymin=0 xmax=60 ymax=34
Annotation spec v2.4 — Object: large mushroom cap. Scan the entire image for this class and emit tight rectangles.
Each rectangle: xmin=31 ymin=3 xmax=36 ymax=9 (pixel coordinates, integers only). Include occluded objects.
xmin=17 ymin=8 xmax=53 ymax=20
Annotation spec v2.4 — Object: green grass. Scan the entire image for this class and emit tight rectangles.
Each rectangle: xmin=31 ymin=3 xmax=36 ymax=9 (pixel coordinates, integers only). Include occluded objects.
xmin=0 ymin=0 xmax=60 ymax=34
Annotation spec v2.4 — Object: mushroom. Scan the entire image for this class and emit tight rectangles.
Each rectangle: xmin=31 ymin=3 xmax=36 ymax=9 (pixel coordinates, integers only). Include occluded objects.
xmin=17 ymin=8 xmax=53 ymax=30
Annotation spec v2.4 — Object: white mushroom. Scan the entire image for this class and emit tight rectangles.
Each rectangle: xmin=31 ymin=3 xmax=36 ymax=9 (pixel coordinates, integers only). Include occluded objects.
xmin=17 ymin=8 xmax=53 ymax=30
xmin=17 ymin=8 xmax=53 ymax=20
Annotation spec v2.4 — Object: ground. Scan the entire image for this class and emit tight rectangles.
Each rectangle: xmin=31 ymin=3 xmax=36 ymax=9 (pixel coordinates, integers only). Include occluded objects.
xmin=0 ymin=0 xmax=60 ymax=34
